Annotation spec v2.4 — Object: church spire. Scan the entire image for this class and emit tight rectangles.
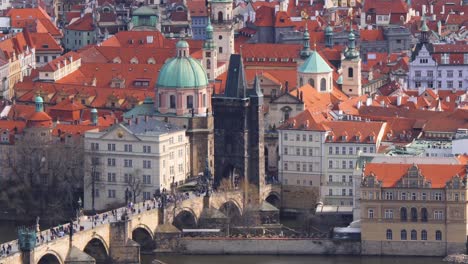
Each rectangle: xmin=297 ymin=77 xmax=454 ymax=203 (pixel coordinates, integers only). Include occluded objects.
xmin=35 ymin=96 xmax=44 ymax=112
xmin=300 ymin=24 xmax=311 ymax=59
xmin=420 ymin=16 xmax=430 ymax=43
xmin=344 ymin=29 xmax=359 ymax=60
xmin=203 ymin=18 xmax=215 ymax=50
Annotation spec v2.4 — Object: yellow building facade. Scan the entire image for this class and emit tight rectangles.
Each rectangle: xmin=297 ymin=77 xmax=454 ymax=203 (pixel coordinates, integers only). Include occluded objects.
xmin=360 ymin=162 xmax=468 ymax=256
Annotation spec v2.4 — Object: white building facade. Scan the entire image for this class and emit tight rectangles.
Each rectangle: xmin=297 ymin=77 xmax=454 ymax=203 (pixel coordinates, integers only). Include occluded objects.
xmin=83 ymin=117 xmax=190 ymax=211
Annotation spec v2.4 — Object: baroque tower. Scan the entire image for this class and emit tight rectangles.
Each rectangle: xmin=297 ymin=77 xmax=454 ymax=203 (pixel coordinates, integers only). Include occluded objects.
xmin=210 ymin=0 xmax=235 ymax=62
xmin=202 ymin=18 xmax=217 ymax=81
xmin=212 ymin=54 xmax=265 ymax=204
xmin=341 ymin=30 xmax=362 ymax=97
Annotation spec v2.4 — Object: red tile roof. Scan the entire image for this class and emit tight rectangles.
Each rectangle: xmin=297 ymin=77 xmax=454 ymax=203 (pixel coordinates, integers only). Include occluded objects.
xmin=324 ymin=120 xmax=385 ymax=143
xmin=66 ymin=13 xmax=94 ymax=31
xmin=364 ymin=163 xmax=467 ymax=188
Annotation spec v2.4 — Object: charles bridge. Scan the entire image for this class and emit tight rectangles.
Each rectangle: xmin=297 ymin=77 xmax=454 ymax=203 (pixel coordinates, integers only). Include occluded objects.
xmin=0 ymin=185 xmax=281 ymax=264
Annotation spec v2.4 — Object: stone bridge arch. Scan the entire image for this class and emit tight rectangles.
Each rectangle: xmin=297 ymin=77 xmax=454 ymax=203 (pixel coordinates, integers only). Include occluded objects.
xmin=219 ymin=200 xmax=243 ymax=225
xmin=37 ymin=251 xmax=63 ymax=264
xmin=265 ymin=191 xmax=281 ymax=208
xmin=132 ymin=224 xmax=155 ymax=251
xmin=173 ymin=207 xmax=198 ymax=230
xmin=83 ymin=236 xmax=109 ymax=264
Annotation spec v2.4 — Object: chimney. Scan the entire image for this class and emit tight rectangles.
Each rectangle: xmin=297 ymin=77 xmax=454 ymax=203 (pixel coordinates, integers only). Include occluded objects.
xmin=91 ymin=108 xmax=98 ymax=126
xmin=285 ymin=81 xmax=289 ymax=92
xmin=430 ymin=4 xmax=434 ymax=14
xmin=380 ymin=100 xmax=385 ymax=107
xmin=397 ymin=95 xmax=402 ymax=106
xmin=366 ymin=97 xmax=372 ymax=106
xmin=357 ymin=100 xmax=362 ymax=109
xmin=441 ymin=5 xmax=445 ymax=14
xmin=422 ymin=5 xmax=426 ymax=16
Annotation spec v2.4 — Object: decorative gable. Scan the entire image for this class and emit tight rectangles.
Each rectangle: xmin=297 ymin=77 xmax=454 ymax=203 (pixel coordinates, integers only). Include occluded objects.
xmin=396 ymin=164 xmax=432 ymax=188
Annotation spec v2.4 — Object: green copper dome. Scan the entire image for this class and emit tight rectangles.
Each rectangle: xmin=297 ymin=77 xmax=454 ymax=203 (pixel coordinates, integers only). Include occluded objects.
xmin=157 ymin=57 xmax=208 ymax=88
xmin=176 ymin=40 xmax=189 ymax=48
xmin=35 ymin=96 xmax=43 ymax=103
xmin=298 ymin=50 xmax=332 ymax=74
xmin=336 ymin=75 xmax=343 ymax=85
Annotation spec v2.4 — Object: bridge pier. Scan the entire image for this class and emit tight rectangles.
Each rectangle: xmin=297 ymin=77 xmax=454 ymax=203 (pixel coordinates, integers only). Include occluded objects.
xmin=109 ymin=218 xmax=140 ymax=264
xmin=65 ymin=246 xmax=95 ymax=264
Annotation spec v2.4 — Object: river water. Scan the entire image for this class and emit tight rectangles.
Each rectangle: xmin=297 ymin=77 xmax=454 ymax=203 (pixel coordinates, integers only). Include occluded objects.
xmin=0 ymin=221 xmax=446 ymax=264
xmin=148 ymin=255 xmax=446 ymax=264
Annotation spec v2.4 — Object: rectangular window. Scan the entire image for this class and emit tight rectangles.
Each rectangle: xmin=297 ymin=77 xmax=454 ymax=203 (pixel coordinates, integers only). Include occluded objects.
xmin=458 ymin=70 xmax=463 ymax=77
xmin=296 ymin=134 xmax=300 ymax=141
xmin=415 ymin=70 xmax=421 ymax=77
xmin=302 ymin=163 xmax=307 ymax=171
xmin=349 ymin=189 xmax=353 ymax=196
xmin=370 ymin=146 xmax=375 ymax=153
xmin=342 ymin=189 xmax=346 ymax=196
xmin=342 ymin=160 xmax=346 ymax=169
xmin=143 ymin=145 xmax=152 ymax=153
xmin=107 ymin=173 xmax=116 ymax=182
xmin=309 ymin=135 xmax=313 ymax=141
xmin=108 ymin=189 xmax=116 ymax=198
xmin=348 ymin=160 xmax=354 ymax=169
xmin=342 ymin=147 xmax=346 ymax=155
xmin=349 ymin=175 xmax=353 ymax=183
xmin=384 ymin=209 xmax=393 ymax=219
xmin=329 ymin=147 xmax=333 ymax=155
xmin=143 ymin=175 xmax=151 ymax=184
xmin=329 ymin=175 xmax=333 ymax=182
xmin=328 ymin=160 xmax=333 ymax=169
xmin=143 ymin=191 xmax=151 ymax=200
xmin=435 ymin=192 xmax=442 ymax=201
xmin=284 ymin=133 xmax=288 ymax=140
xmin=309 ymin=148 xmax=313 ymax=156
xmin=422 ymin=193 xmax=427 ymax=201
xmin=438 ymin=70 xmax=442 ymax=77
xmin=302 ymin=148 xmax=307 ymax=156
xmin=284 ymin=163 xmax=288 ymax=171
xmin=342 ymin=175 xmax=346 ymax=182
xmin=447 ymin=70 xmax=454 ymax=78
xmin=427 ymin=71 xmax=433 ymax=77
xmin=107 ymin=158 xmax=116 ymax=167
xmin=108 ymin=143 xmax=115 ymax=151
xmin=296 ymin=148 xmax=300 ymax=156
xmin=434 ymin=210 xmax=443 ymax=220
xmin=284 ymin=147 xmax=288 ymax=155
xmin=124 ymin=144 xmax=133 ymax=152
xmin=368 ymin=209 xmax=374 ymax=219
xmin=91 ymin=143 xmax=99 ymax=151
xmin=349 ymin=147 xmax=353 ymax=155
xmin=124 ymin=159 xmax=133 ymax=167
xmin=143 ymin=160 xmax=151 ymax=169
xmin=385 ymin=192 xmax=394 ymax=200
xmin=302 ymin=134 xmax=306 ymax=141
xmin=296 ymin=163 xmax=300 ymax=171
xmin=335 ymin=147 xmax=339 ymax=155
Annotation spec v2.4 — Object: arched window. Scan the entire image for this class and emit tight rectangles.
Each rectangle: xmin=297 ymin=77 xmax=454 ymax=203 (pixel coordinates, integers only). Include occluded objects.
xmin=281 ymin=106 xmax=292 ymax=121
xmin=348 ymin=67 xmax=354 ymax=78
xmin=421 ymin=230 xmax=427 ymax=240
xmin=170 ymin=95 xmax=176 ymax=109
xmin=411 ymin=207 xmax=418 ymax=222
xmin=186 ymin=95 xmax=193 ymax=109
xmin=299 ymin=77 xmax=304 ymax=87
xmin=218 ymin=11 xmax=223 ymax=23
xmin=320 ymin=78 xmax=326 ymax=91
xmin=421 ymin=208 xmax=428 ymax=222
xmin=411 ymin=230 xmax=417 ymax=240
xmin=401 ymin=230 xmax=407 ymax=240
xmin=386 ymin=229 xmax=392 ymax=240
xmin=158 ymin=94 xmax=162 ymax=108
xmin=435 ymin=230 xmax=442 ymax=241
xmin=308 ymin=78 xmax=314 ymax=87
xmin=206 ymin=59 xmax=211 ymax=69
xmin=400 ymin=207 xmax=407 ymax=221
xmin=219 ymin=47 xmax=223 ymax=53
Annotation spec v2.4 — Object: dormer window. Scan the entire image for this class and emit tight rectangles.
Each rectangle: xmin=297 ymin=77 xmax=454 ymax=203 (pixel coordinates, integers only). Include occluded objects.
xmin=441 ymin=53 xmax=449 ymax=64
xmin=356 ymin=135 xmax=361 ymax=142
xmin=369 ymin=135 xmax=375 ymax=142
xmin=342 ymin=135 xmax=347 ymax=141
xmin=327 ymin=135 xmax=334 ymax=141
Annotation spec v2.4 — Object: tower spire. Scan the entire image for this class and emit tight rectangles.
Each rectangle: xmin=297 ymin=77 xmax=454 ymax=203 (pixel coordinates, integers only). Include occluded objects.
xmin=300 ymin=24 xmax=311 ymax=59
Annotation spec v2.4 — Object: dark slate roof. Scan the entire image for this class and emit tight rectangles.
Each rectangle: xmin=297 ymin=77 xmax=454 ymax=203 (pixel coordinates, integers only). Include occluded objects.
xmin=411 ymin=42 xmax=433 ymax=62
xmin=223 ymin=54 xmax=248 ymax=98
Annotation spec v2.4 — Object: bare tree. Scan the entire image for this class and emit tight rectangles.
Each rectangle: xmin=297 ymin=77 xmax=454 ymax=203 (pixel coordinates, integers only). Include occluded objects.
xmin=0 ymin=136 xmax=84 ymax=225
xmin=128 ymin=169 xmax=143 ymax=204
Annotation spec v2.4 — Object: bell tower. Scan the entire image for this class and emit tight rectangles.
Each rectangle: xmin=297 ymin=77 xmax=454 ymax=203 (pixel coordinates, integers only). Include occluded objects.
xmin=210 ymin=0 xmax=234 ymax=62
xmin=341 ymin=30 xmax=362 ymax=97
xmin=202 ymin=18 xmax=217 ymax=81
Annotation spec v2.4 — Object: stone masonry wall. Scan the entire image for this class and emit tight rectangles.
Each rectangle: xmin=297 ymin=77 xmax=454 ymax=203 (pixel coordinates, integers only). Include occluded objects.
xmin=362 ymin=240 xmax=466 ymax=256
xmin=181 ymin=238 xmax=361 ymax=255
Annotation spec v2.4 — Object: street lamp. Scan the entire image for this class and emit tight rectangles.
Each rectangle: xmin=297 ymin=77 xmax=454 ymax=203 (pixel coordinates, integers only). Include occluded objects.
xmin=91 ymin=165 xmax=96 ymax=215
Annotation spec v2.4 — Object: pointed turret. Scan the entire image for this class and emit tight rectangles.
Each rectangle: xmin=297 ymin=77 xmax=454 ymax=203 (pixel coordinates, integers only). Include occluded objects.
xmin=325 ymin=25 xmax=334 ymax=48
xmin=250 ymin=74 xmax=264 ymax=105
xmin=420 ymin=16 xmax=429 ymax=43
xmin=203 ymin=18 xmax=215 ymax=50
xmin=223 ymin=54 xmax=248 ymax=98
xmin=300 ymin=25 xmax=311 ymax=59
xmin=344 ymin=30 xmax=359 ymax=60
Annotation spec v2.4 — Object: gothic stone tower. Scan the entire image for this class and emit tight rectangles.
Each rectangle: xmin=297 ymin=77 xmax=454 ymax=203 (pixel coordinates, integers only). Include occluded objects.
xmin=212 ymin=54 xmax=265 ymax=203
xmin=210 ymin=0 xmax=234 ymax=62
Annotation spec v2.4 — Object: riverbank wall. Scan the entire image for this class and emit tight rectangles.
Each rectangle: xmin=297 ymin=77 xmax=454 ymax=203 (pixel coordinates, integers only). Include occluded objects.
xmin=180 ymin=238 xmax=361 ymax=255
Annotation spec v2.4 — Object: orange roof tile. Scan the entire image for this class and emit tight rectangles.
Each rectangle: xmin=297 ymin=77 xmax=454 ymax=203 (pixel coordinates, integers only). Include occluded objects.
xmin=66 ymin=13 xmax=94 ymax=31
xmin=364 ymin=163 xmax=467 ymax=188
